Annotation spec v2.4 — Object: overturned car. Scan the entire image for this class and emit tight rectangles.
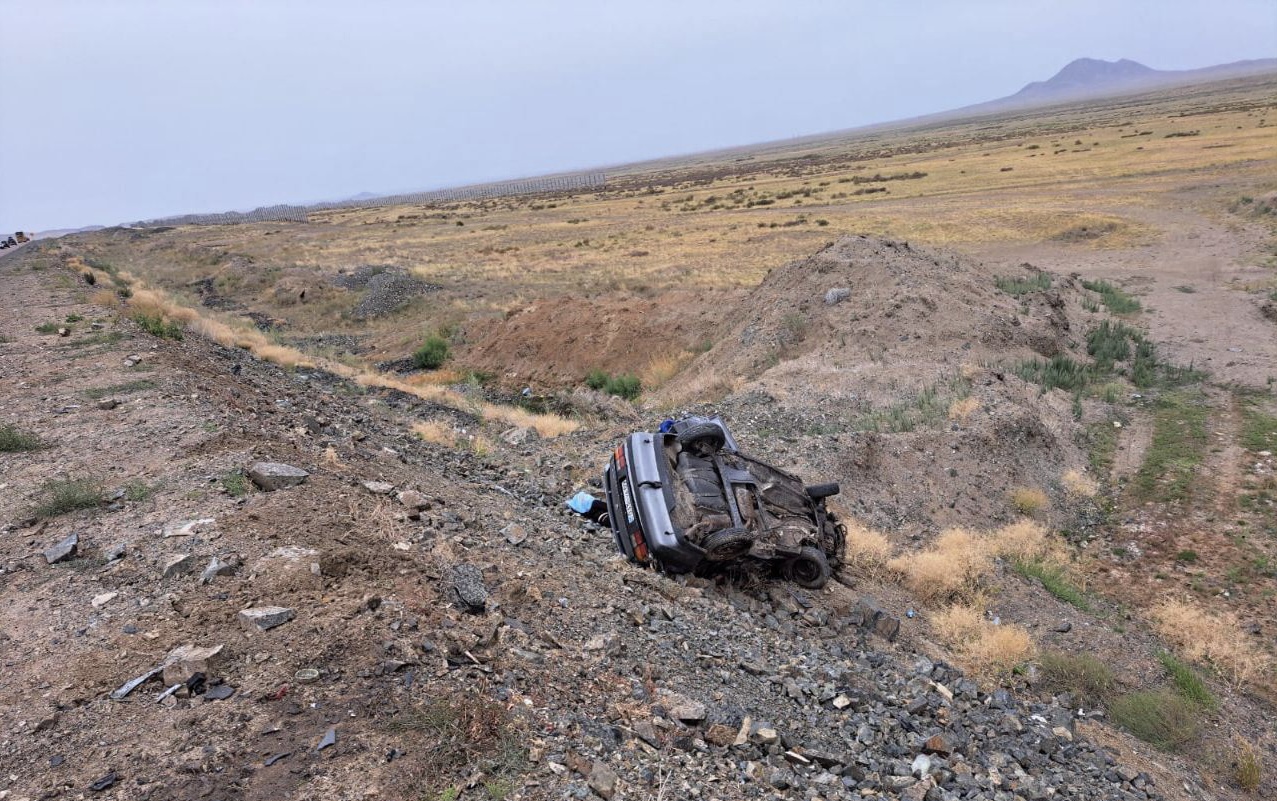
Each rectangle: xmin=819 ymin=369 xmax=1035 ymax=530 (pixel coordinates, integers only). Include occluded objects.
xmin=603 ymin=417 xmax=845 ymax=588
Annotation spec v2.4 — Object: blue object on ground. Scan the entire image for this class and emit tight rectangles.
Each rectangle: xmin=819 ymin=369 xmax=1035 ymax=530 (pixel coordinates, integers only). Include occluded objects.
xmin=567 ymin=491 xmax=597 ymax=514
xmin=658 ymin=419 xmax=676 ymax=433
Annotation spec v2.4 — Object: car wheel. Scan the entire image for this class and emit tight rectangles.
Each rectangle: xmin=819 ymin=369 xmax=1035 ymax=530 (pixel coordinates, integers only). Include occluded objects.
xmin=676 ymin=423 xmax=726 ymax=454
xmin=805 ymin=482 xmax=840 ymax=499
xmin=785 ymin=547 xmax=831 ymax=588
xmin=701 ymin=526 xmax=754 ymax=561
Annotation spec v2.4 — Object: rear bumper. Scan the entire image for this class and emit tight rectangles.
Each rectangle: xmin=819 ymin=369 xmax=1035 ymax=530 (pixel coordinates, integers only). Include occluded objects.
xmin=604 ymin=433 xmax=703 ymax=574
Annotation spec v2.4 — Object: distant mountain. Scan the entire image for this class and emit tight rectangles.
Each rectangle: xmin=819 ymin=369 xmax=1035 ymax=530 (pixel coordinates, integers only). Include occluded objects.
xmin=959 ymin=57 xmax=1277 ymax=116
xmin=34 ymin=225 xmax=104 ymax=240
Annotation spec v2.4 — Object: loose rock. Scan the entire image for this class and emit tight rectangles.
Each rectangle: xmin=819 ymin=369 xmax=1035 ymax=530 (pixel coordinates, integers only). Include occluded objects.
xmin=248 ymin=462 xmax=309 ymax=491
xmin=450 ymin=564 xmax=488 ymax=612
xmin=239 ymin=606 xmax=295 ymax=631
xmin=43 ymin=533 xmax=79 ymax=564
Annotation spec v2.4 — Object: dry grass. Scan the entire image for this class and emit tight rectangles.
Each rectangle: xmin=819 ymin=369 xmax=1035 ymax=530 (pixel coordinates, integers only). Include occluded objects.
xmin=640 ymin=350 xmax=696 ymax=389
xmin=840 ymin=518 xmax=893 ymax=577
xmin=947 ymin=396 xmax=980 ymax=421
xmin=90 ymin=288 xmax=120 ymax=307
xmin=1008 ymin=486 xmax=1049 ymax=516
xmin=1061 ymin=469 xmax=1099 ymax=498
xmin=931 ymin=602 xmax=1037 ymax=676
xmin=887 ymin=527 xmax=993 ymax=603
xmin=480 ymin=404 xmax=580 ymax=437
xmin=1232 ymin=736 xmax=1263 ymax=793
xmin=887 ymin=520 xmax=1066 ymax=604
xmin=414 ymin=420 xmax=462 ymax=448
xmin=1151 ymin=600 xmax=1273 ymax=686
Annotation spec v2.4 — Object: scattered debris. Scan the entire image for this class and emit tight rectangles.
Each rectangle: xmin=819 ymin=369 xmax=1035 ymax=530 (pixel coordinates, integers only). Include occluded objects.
xmin=88 ymin=771 xmax=118 ymax=791
xmin=294 ymin=668 xmax=320 ymax=684
xmin=203 ymin=683 xmax=235 ymax=701
xmin=824 ymin=287 xmax=851 ymax=305
xmin=90 ymin=591 xmax=118 ymax=608
xmin=501 ymin=523 xmax=528 ymax=545
xmin=316 ymin=727 xmax=336 ymax=752
xmin=264 ymin=752 xmax=290 ymax=767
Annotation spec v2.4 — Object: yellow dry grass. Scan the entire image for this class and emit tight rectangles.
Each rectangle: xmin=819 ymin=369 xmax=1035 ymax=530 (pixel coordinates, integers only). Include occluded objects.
xmin=888 ymin=520 xmax=1059 ymax=604
xmin=413 ymin=420 xmax=461 ymax=448
xmin=1008 ymin=486 xmax=1049 ymax=516
xmin=1061 ymin=469 xmax=1099 ymax=498
xmin=840 ymin=518 xmax=893 ymax=577
xmin=640 ymin=350 xmax=697 ymax=389
xmin=1151 ymin=600 xmax=1273 ymax=687
xmin=931 ymin=602 xmax=1037 ymax=676
xmin=90 ymin=289 xmax=120 ymax=307
xmin=948 ymin=396 xmax=980 ymax=421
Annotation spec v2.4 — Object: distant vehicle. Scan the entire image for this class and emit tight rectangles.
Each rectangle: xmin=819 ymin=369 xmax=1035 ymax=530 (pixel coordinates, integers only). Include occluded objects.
xmin=3 ymin=237 xmax=17 ymax=248
xmin=603 ymin=416 xmax=846 ymax=588
xmin=14 ymin=232 xmax=29 ymax=243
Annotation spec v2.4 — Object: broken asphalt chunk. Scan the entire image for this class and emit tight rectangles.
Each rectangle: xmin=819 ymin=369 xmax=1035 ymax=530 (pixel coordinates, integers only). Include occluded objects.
xmin=264 ymin=752 xmax=290 ymax=767
xmin=247 ymin=462 xmax=309 ymax=491
xmin=203 ymin=683 xmax=235 ymax=701
xmin=44 ymin=532 xmax=79 ymax=564
xmin=239 ymin=606 xmax=295 ymax=631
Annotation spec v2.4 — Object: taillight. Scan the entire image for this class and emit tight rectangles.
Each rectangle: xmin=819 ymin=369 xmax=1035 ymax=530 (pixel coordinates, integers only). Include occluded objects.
xmin=614 ymin=444 xmax=626 ymax=470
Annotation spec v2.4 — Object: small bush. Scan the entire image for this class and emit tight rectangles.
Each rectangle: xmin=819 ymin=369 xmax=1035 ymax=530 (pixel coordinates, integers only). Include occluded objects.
xmin=994 ymin=273 xmax=1052 ymax=297
xmin=1009 ymin=486 xmax=1049 ymax=515
xmin=1013 ymin=559 xmax=1091 ymax=611
xmin=132 ymin=313 xmax=183 ymax=340
xmin=412 ymin=336 xmax=450 ymax=369
xmin=33 ymin=477 xmax=103 ymax=518
xmin=1152 ymin=600 xmax=1273 ymax=685
xmin=35 ymin=321 xmax=61 ymax=334
xmin=1175 ymin=550 xmax=1198 ymax=563
xmin=65 ymin=313 xmax=84 ymax=323
xmin=1015 ymin=355 xmax=1093 ymax=392
xmin=1061 ymin=469 xmax=1098 ymax=498
xmin=931 ymin=603 xmax=1036 ymax=676
xmin=220 ymin=470 xmax=250 ymax=497
xmin=841 ymin=519 xmax=893 ymax=577
xmin=584 ymin=369 xmax=609 ymax=390
xmin=1109 ymin=689 xmax=1200 ymax=750
xmin=1081 ymin=279 xmax=1141 ymax=314
xmin=1157 ymin=651 xmax=1217 ymax=710
xmin=1038 ymin=651 xmax=1115 ymax=707
xmin=0 ymin=423 xmax=44 ymax=452
xmin=1233 ymin=736 xmax=1263 ymax=793
xmin=603 ymin=373 xmax=642 ymax=400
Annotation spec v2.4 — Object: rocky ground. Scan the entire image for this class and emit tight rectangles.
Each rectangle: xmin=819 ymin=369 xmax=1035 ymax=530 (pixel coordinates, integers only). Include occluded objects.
xmin=0 ymin=241 xmax=1261 ymax=801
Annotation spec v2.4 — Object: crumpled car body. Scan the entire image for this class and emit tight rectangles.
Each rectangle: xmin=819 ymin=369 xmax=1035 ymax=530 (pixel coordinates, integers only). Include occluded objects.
xmin=603 ymin=416 xmax=845 ymax=587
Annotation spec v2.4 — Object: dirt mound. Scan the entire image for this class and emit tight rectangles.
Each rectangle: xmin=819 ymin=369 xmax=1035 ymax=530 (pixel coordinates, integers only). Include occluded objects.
xmin=677 ymin=235 xmax=1080 ymax=400
xmin=348 ymin=268 xmax=438 ymax=320
xmin=462 ymin=289 xmax=740 ymax=387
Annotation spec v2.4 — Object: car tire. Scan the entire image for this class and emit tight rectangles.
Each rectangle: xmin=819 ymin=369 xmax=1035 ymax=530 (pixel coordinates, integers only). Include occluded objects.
xmin=701 ymin=526 xmax=754 ymax=561
xmin=676 ymin=423 xmax=726 ymax=454
xmin=805 ymin=482 xmax=840 ymax=499
xmin=784 ymin=546 xmax=832 ymax=589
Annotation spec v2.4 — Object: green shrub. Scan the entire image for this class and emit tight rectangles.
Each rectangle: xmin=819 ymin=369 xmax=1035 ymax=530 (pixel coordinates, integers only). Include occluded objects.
xmin=1015 ymin=355 xmax=1093 ymax=392
xmin=0 ymin=423 xmax=44 ymax=452
xmin=995 ymin=273 xmax=1053 ymax=297
xmin=35 ymin=321 xmax=61 ymax=334
xmin=1013 ymin=559 xmax=1092 ymax=611
xmin=33 ymin=477 xmax=103 ymax=518
xmin=412 ymin=335 xmax=450 ymax=369
xmin=1080 ymin=279 xmax=1141 ymax=314
xmin=1110 ymin=689 xmax=1200 ymax=750
xmin=1157 ymin=652 xmax=1217 ymax=710
xmin=585 ymin=369 xmax=609 ymax=390
xmin=220 ymin=470 xmax=250 ymax=497
xmin=604 ymin=373 xmax=642 ymax=400
xmin=1038 ymin=651 xmax=1115 ymax=707
xmin=132 ymin=313 xmax=184 ymax=340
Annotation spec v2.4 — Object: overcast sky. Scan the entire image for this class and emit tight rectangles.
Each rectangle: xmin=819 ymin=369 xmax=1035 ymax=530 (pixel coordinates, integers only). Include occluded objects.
xmin=1 ymin=1 xmax=1273 ymax=232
